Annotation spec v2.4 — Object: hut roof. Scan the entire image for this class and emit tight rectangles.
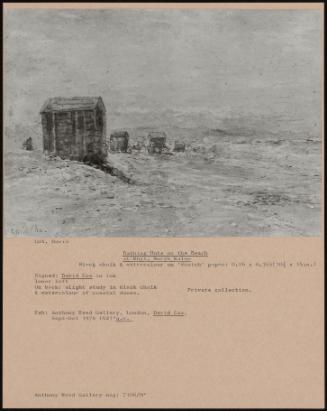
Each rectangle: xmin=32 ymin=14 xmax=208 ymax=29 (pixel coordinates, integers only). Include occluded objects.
xmin=110 ymin=131 xmax=129 ymax=138
xmin=148 ymin=131 xmax=167 ymax=139
xmin=40 ymin=97 xmax=105 ymax=113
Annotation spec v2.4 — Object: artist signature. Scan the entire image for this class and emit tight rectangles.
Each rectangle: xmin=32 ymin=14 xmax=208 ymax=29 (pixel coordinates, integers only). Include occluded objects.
xmin=10 ymin=224 xmax=48 ymax=236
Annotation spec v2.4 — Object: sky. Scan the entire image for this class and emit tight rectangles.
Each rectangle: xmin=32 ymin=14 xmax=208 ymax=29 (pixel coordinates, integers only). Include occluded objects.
xmin=4 ymin=7 xmax=323 ymax=131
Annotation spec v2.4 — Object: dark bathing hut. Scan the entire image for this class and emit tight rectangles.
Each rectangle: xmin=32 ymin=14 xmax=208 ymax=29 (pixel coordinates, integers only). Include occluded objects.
xmin=40 ymin=97 xmax=107 ymax=162
xmin=173 ymin=141 xmax=186 ymax=152
xmin=147 ymin=131 xmax=167 ymax=154
xmin=109 ymin=131 xmax=129 ymax=152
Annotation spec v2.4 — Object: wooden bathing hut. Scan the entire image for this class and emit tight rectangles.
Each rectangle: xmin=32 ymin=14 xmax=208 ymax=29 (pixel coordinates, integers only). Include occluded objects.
xmin=109 ymin=131 xmax=129 ymax=152
xmin=40 ymin=96 xmax=107 ymax=162
xmin=173 ymin=141 xmax=186 ymax=152
xmin=147 ymin=132 xmax=167 ymax=154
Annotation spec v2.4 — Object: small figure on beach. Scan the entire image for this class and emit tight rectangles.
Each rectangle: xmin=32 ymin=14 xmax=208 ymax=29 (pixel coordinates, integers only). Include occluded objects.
xmin=22 ymin=137 xmax=33 ymax=151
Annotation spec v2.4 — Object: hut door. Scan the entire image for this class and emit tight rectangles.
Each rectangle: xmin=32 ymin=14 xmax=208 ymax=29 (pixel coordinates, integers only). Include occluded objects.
xmin=55 ymin=112 xmax=73 ymax=158
xmin=76 ymin=112 xmax=85 ymax=159
xmin=45 ymin=113 xmax=55 ymax=152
